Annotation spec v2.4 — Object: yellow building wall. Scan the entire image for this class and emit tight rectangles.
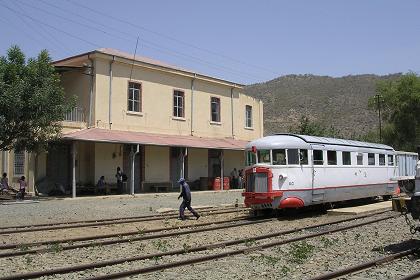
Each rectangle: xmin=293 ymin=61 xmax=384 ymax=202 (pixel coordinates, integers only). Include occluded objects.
xmin=94 ymin=142 xmax=123 ymax=183
xmin=77 ymin=142 xmax=95 ymax=185
xmin=187 ymin=148 xmax=208 ymax=181
xmin=91 ymin=54 xmax=262 ymax=141
xmin=144 ymin=145 xmax=170 ymax=181
xmin=223 ymin=150 xmax=245 ymax=177
xmin=60 ymin=70 xmax=91 ymax=121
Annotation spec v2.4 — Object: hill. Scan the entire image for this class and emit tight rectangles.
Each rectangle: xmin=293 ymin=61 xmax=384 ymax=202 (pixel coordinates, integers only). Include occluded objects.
xmin=244 ymin=74 xmax=401 ymax=137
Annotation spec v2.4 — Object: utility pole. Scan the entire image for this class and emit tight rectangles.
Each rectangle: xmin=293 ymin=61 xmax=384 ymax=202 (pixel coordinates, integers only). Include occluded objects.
xmin=375 ymin=94 xmax=382 ymax=142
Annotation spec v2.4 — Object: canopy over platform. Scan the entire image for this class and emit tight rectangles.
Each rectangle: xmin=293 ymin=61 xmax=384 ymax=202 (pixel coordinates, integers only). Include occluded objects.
xmin=62 ymin=128 xmax=248 ymax=151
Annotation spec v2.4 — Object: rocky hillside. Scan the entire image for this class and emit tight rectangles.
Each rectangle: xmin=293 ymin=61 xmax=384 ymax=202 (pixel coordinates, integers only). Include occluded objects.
xmin=244 ymin=74 xmax=401 ymax=137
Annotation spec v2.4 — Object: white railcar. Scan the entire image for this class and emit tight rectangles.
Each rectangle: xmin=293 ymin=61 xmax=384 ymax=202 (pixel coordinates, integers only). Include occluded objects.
xmin=242 ymin=134 xmax=401 ymax=209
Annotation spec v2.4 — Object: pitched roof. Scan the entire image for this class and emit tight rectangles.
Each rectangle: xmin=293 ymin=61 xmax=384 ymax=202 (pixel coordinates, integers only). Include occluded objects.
xmin=62 ymin=128 xmax=248 ymax=150
xmin=53 ymin=48 xmax=244 ymax=87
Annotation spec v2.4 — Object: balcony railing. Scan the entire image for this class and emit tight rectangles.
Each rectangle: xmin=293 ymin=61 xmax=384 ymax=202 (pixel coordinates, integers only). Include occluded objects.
xmin=64 ymin=107 xmax=85 ymax=123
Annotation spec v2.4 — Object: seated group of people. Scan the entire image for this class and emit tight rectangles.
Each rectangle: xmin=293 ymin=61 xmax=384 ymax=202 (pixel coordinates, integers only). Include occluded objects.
xmin=0 ymin=173 xmax=27 ymax=199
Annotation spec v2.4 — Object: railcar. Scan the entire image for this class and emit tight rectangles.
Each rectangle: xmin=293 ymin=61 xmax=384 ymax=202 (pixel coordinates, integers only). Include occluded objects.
xmin=242 ymin=134 xmax=402 ymax=210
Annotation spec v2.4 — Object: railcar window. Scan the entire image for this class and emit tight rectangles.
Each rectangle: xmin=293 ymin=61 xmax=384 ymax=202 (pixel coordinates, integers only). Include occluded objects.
xmin=327 ymin=151 xmax=337 ymax=165
xmin=300 ymin=149 xmax=308 ymax=165
xmin=257 ymin=150 xmax=271 ymax=164
xmin=313 ymin=150 xmax=324 ymax=165
xmin=388 ymin=155 xmax=394 ymax=166
xmin=368 ymin=153 xmax=375 ymax=165
xmin=342 ymin=151 xmax=351 ymax=165
xmin=379 ymin=154 xmax=385 ymax=166
xmin=246 ymin=151 xmax=256 ymax=166
xmin=357 ymin=153 xmax=363 ymax=165
xmin=287 ymin=149 xmax=299 ymax=165
xmin=272 ymin=149 xmax=286 ymax=165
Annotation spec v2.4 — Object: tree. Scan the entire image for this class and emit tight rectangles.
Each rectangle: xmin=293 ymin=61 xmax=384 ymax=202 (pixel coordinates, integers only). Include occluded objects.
xmin=291 ymin=116 xmax=342 ymax=138
xmin=0 ymin=45 xmax=74 ymax=152
xmin=369 ymin=73 xmax=420 ymax=151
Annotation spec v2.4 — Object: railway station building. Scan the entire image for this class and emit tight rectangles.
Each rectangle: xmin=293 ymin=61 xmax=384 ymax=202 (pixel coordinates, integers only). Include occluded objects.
xmin=0 ymin=48 xmax=263 ymax=197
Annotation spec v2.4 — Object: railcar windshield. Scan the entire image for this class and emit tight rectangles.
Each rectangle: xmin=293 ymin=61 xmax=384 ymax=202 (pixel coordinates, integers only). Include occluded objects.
xmin=245 ymin=151 xmax=256 ymax=166
xmin=257 ymin=149 xmax=271 ymax=164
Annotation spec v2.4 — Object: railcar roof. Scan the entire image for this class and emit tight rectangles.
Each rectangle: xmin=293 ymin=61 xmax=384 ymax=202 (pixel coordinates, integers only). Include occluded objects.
xmin=246 ymin=134 xmax=394 ymax=151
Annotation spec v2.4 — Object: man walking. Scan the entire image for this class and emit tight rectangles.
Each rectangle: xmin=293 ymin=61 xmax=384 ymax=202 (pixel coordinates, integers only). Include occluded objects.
xmin=178 ymin=178 xmax=200 ymax=220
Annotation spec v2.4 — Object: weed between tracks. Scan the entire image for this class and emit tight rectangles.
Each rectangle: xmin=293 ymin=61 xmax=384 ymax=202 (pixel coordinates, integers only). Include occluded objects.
xmin=24 ymin=255 xmax=32 ymax=264
xmin=289 ymin=241 xmax=315 ymax=263
xmin=48 ymin=243 xmax=63 ymax=253
xmin=153 ymin=240 xmax=169 ymax=252
xmin=17 ymin=244 xmax=30 ymax=251
xmin=320 ymin=236 xmax=339 ymax=248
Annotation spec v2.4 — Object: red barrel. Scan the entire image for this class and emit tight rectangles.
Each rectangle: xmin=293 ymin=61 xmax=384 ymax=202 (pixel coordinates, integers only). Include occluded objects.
xmin=223 ymin=177 xmax=230 ymax=190
xmin=212 ymin=177 xmax=221 ymax=191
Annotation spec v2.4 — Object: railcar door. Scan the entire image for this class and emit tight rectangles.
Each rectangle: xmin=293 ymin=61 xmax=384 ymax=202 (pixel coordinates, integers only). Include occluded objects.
xmin=311 ymin=145 xmax=326 ymax=203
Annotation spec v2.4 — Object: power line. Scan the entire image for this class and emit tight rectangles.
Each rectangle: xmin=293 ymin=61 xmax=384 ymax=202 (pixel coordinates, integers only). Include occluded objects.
xmin=14 ymin=0 xmax=262 ymax=81
xmin=65 ymin=0 xmax=279 ymax=76
xmin=0 ymin=14 xmax=46 ymax=50
xmin=0 ymin=2 xmax=100 ymax=48
xmin=12 ymin=0 xmax=73 ymax=56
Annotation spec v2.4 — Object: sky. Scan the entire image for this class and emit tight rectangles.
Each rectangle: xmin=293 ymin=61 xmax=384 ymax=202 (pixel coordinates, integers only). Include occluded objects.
xmin=0 ymin=0 xmax=419 ymax=85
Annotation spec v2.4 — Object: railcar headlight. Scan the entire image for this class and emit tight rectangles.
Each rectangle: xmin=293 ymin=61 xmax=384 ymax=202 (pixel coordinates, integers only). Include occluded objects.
xmin=279 ymin=174 xmax=287 ymax=180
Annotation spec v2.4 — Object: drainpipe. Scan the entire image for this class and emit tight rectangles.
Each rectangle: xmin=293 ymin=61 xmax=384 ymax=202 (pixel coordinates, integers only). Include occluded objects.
xmin=230 ymin=87 xmax=235 ymax=139
xmin=108 ymin=56 xmax=115 ymax=130
xmin=88 ymin=55 xmax=94 ymax=128
xmin=190 ymin=74 xmax=196 ymax=136
xmin=130 ymin=144 xmax=140 ymax=195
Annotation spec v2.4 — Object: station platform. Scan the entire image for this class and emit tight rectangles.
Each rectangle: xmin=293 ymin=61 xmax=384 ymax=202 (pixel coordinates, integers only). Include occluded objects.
xmin=327 ymin=201 xmax=392 ymax=215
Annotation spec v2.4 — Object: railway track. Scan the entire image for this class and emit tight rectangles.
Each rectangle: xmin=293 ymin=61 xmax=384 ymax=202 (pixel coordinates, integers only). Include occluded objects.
xmin=0 ymin=210 xmax=396 ymax=280
xmin=309 ymin=243 xmax=420 ymax=280
xmin=0 ymin=216 xmax=271 ymax=258
xmin=0 ymin=206 xmax=246 ymax=234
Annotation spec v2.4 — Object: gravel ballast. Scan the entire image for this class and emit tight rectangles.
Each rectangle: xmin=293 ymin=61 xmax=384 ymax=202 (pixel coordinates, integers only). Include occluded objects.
xmin=0 ymin=194 xmax=419 ymax=280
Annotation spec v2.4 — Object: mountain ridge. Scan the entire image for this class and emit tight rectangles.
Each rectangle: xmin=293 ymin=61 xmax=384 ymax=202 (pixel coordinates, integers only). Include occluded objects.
xmin=244 ymin=73 xmax=402 ymax=137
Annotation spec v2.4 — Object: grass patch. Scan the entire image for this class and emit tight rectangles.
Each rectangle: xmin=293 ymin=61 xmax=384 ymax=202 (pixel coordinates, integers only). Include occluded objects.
xmin=289 ymin=241 xmax=315 ymax=264
xmin=48 ymin=243 xmax=63 ymax=253
xmin=152 ymin=240 xmax=168 ymax=252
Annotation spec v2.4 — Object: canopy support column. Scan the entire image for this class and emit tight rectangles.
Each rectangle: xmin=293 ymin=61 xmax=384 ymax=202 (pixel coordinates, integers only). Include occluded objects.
xmin=71 ymin=142 xmax=77 ymax=198
xmin=130 ymin=144 xmax=140 ymax=195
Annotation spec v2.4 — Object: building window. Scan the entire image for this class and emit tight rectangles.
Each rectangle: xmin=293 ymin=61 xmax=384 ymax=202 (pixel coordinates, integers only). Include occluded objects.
xmin=173 ymin=90 xmax=184 ymax=118
xmin=313 ymin=150 xmax=324 ymax=165
xmin=327 ymin=151 xmax=337 ymax=165
xmin=245 ymin=105 xmax=252 ymax=128
xmin=368 ymin=153 xmax=375 ymax=165
xmin=14 ymin=151 xmax=25 ymax=176
xmin=127 ymin=82 xmax=141 ymax=112
xmin=342 ymin=151 xmax=351 ymax=165
xmin=210 ymin=97 xmax=220 ymax=122
xmin=379 ymin=154 xmax=385 ymax=166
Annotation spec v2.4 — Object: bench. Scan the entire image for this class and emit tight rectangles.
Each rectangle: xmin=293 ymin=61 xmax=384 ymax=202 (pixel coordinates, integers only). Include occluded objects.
xmin=141 ymin=181 xmax=173 ymax=192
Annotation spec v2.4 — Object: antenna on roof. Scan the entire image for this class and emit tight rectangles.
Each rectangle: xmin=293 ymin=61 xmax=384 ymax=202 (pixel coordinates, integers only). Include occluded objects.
xmin=129 ymin=36 xmax=140 ymax=82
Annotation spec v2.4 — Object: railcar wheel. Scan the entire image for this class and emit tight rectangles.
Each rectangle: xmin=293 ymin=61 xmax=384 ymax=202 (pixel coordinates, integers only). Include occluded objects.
xmin=383 ymin=195 xmax=392 ymax=201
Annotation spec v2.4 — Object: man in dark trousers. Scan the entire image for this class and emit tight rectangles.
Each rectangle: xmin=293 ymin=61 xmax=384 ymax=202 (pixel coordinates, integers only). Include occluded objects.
xmin=178 ymin=178 xmax=200 ymax=220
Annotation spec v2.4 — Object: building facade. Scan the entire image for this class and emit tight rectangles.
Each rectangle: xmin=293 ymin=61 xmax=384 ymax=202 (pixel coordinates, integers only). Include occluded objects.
xmin=2 ymin=48 xmax=263 ymax=196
